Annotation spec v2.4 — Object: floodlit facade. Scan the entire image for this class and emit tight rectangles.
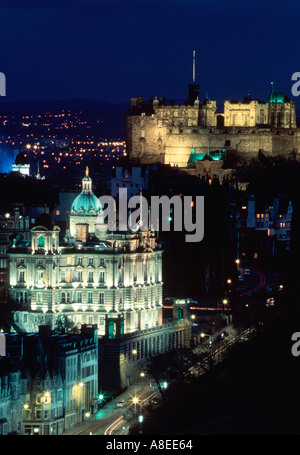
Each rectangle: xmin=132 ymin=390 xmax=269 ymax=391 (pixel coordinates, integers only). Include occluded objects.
xmin=7 ymin=170 xmax=192 ymax=390
xmin=126 ymin=84 xmax=298 ymax=168
xmin=8 ymin=170 xmax=163 ymax=336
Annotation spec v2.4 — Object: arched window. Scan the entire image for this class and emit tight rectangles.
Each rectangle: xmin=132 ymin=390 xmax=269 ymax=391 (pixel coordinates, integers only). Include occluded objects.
xmin=38 ymin=236 xmax=45 ymax=248
xmin=260 ymin=109 xmax=265 ymax=124
xmin=286 ymin=112 xmax=290 ymax=126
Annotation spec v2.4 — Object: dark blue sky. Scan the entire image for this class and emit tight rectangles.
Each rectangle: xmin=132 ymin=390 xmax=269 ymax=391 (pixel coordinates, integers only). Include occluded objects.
xmin=1 ymin=0 xmax=300 ymax=106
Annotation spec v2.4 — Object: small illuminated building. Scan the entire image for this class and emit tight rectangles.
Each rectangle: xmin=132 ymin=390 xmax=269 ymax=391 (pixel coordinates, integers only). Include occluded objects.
xmin=184 ymin=149 xmax=232 ymax=183
xmin=12 ymin=152 xmax=30 ymax=177
xmin=237 ymin=195 xmax=293 ymax=259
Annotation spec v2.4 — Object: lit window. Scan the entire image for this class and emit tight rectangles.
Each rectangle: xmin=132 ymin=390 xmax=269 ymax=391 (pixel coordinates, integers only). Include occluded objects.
xmin=99 ymin=271 xmax=105 ymax=283
xmin=19 ymin=271 xmax=25 ymax=282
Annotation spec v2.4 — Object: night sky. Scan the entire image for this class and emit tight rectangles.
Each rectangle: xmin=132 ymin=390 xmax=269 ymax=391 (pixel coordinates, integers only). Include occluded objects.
xmin=1 ymin=0 xmax=300 ymax=107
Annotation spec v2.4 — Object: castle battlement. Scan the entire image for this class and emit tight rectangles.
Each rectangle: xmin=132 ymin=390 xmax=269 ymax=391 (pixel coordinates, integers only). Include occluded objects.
xmin=126 ymin=83 xmax=298 ymax=168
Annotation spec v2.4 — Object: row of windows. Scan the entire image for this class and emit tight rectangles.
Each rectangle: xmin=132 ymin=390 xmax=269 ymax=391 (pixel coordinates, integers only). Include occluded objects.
xmin=124 ymin=331 xmax=185 ymax=360
xmin=61 ymin=270 xmax=106 ymax=283
xmin=61 ymin=291 xmax=104 ymax=304
xmin=82 ymin=365 xmax=95 ymax=379
xmin=15 ymin=291 xmax=28 ymax=304
xmin=68 ymin=257 xmax=106 ymax=266
xmin=25 ymin=405 xmax=64 ymax=420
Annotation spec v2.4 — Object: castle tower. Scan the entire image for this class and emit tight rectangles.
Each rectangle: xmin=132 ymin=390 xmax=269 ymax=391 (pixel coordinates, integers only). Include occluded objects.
xmin=268 ymin=82 xmax=296 ymax=128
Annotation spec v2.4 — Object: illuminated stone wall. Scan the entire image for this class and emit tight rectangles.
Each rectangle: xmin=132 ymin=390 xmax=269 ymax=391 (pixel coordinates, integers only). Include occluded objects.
xmin=126 ymin=91 xmax=299 ymax=167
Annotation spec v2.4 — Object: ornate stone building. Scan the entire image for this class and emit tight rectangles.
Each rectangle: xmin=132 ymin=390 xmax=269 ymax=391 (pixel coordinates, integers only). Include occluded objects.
xmin=7 ymin=170 xmax=191 ymax=389
xmin=126 ymin=83 xmax=298 ymax=168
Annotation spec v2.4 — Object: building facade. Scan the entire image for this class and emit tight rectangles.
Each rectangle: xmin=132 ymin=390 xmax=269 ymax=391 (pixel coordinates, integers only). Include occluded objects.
xmin=3 ymin=324 xmax=98 ymax=435
xmin=126 ymin=84 xmax=298 ymax=168
xmin=0 ymin=363 xmax=25 ymax=435
xmin=237 ymin=195 xmax=293 ymax=259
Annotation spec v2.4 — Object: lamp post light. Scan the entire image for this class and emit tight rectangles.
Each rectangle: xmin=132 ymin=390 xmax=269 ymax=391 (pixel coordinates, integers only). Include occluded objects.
xmin=200 ymin=332 xmax=212 ymax=348
xmin=132 ymin=396 xmax=139 ymax=415
xmin=98 ymin=393 xmax=105 ymax=409
xmin=222 ymin=298 xmax=228 ymax=311
xmin=138 ymin=414 xmax=144 ymax=432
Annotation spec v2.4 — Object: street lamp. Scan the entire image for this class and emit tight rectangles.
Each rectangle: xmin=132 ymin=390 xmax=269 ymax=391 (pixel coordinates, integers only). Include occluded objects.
xmin=227 ymin=279 xmax=232 ymax=285
xmin=200 ymin=332 xmax=212 ymax=347
xmin=98 ymin=393 xmax=105 ymax=408
xmin=132 ymin=396 xmax=139 ymax=414
xmin=138 ymin=414 xmax=144 ymax=433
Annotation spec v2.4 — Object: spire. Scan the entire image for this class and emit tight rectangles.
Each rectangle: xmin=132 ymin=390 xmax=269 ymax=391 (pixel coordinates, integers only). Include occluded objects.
xmin=86 ymin=166 xmax=89 ymax=176
xmin=193 ymin=50 xmax=196 ymax=83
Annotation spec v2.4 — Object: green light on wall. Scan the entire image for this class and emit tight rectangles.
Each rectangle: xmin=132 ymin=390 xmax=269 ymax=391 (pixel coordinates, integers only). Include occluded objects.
xmin=188 ymin=149 xmax=206 ymax=164
xmin=177 ymin=308 xmax=183 ymax=321
xmin=210 ymin=150 xmax=225 ymax=161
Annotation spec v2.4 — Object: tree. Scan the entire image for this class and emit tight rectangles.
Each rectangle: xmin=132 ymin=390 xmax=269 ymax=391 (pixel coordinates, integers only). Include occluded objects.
xmin=54 ymin=315 xmax=79 ymax=334
xmin=143 ymin=348 xmax=205 ymax=401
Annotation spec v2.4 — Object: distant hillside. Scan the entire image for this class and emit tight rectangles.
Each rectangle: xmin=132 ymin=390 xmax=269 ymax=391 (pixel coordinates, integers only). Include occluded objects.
xmin=0 ymin=98 xmax=130 ymax=138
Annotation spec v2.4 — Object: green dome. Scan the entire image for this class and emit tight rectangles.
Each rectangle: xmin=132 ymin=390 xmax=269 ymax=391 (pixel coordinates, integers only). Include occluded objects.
xmin=71 ymin=193 xmax=102 ymax=214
